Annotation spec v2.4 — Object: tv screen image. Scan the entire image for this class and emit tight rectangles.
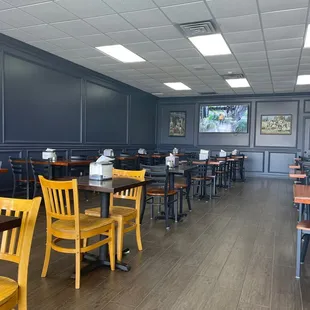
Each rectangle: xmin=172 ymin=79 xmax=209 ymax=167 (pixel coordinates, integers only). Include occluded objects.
xmin=199 ymin=105 xmax=248 ymax=133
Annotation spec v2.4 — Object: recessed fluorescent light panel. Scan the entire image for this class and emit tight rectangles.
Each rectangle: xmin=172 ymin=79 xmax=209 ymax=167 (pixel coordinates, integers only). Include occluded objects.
xmin=95 ymin=44 xmax=145 ymax=63
xmin=189 ymin=34 xmax=231 ymax=56
xmin=304 ymin=25 xmax=310 ymax=48
xmin=297 ymin=75 xmax=310 ymax=85
xmin=164 ymin=82 xmax=191 ymax=90
xmin=226 ymin=78 xmax=250 ymax=88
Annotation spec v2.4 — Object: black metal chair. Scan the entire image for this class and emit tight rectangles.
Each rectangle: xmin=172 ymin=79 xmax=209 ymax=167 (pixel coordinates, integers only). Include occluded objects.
xmin=69 ymin=155 xmax=89 ymax=177
xmin=30 ymin=158 xmax=51 ymax=198
xmin=215 ymin=156 xmax=231 ymax=188
xmin=141 ymin=164 xmax=178 ymax=229
xmin=9 ymin=157 xmax=33 ymax=199
xmin=191 ymin=160 xmax=213 ymax=200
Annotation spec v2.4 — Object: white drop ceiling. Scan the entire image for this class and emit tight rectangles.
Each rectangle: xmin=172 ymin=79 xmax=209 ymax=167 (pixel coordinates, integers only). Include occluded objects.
xmin=0 ymin=0 xmax=310 ymax=97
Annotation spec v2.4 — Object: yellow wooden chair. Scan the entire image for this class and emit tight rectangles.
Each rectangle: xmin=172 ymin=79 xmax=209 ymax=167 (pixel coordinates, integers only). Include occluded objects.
xmin=39 ymin=176 xmax=115 ymax=290
xmin=0 ymin=196 xmax=41 ymax=310
xmin=85 ymin=168 xmax=145 ymax=262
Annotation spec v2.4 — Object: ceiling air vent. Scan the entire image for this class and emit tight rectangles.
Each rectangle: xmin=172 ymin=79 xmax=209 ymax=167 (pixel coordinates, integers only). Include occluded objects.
xmin=222 ymin=73 xmax=245 ymax=79
xmin=199 ymin=92 xmax=217 ymax=96
xmin=178 ymin=20 xmax=216 ymax=37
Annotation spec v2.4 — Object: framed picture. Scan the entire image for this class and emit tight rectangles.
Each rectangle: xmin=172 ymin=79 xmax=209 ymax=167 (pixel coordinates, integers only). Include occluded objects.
xmin=260 ymin=114 xmax=292 ymax=135
xmin=169 ymin=111 xmax=186 ymax=137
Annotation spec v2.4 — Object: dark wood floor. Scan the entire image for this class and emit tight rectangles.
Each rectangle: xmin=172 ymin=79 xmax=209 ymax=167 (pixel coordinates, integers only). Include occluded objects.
xmin=1 ymin=178 xmax=309 ymax=309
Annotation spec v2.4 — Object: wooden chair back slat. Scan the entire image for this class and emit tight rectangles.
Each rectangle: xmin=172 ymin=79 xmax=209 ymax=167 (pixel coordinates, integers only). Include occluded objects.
xmin=39 ymin=176 xmax=78 ymax=222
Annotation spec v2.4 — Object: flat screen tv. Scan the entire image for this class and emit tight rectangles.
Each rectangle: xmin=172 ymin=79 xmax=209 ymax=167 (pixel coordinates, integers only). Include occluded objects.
xmin=199 ymin=104 xmax=248 ymax=133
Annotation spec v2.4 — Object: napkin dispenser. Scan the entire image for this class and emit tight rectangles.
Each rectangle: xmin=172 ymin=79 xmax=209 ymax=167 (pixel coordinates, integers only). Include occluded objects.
xmin=165 ymin=154 xmax=179 ymax=168
xmin=42 ymin=148 xmax=57 ymax=161
xmin=199 ymin=149 xmax=209 ymax=160
xmin=138 ymin=148 xmax=147 ymax=155
xmin=232 ymin=149 xmax=239 ymax=155
xmin=219 ymin=149 xmax=227 ymax=157
xmin=89 ymin=162 xmax=113 ymax=181
xmin=89 ymin=155 xmax=113 ymax=181
xmin=103 ymin=149 xmax=114 ymax=157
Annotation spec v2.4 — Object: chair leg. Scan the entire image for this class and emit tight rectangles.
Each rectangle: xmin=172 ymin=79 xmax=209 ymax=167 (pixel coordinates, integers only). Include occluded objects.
xmin=296 ymin=229 xmax=302 ymax=278
xmin=109 ymin=222 xmax=115 ymax=270
xmin=117 ymin=219 xmax=124 ymax=262
xmin=33 ymin=181 xmax=37 ymax=198
xmin=41 ymin=233 xmax=52 ymax=278
xmin=75 ymin=238 xmax=81 ymax=289
xmin=164 ymin=198 xmax=170 ymax=230
xmin=179 ymin=189 xmax=183 ymax=214
xmin=150 ymin=197 xmax=154 ymax=219
xmin=301 ymin=234 xmax=310 ymax=263
xmin=174 ymin=197 xmax=178 ymax=223
xmin=136 ymin=221 xmax=143 ymax=251
xmin=186 ymin=188 xmax=192 ymax=211
xmin=12 ymin=181 xmax=16 ymax=198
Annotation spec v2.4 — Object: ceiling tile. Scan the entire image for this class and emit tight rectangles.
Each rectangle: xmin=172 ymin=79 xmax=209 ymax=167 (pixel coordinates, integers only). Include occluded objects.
xmin=105 ymin=30 xmax=148 ymax=44
xmin=155 ymin=38 xmax=193 ymax=51
xmin=139 ymin=25 xmax=183 ymax=41
xmin=150 ymin=58 xmax=179 ymax=66
xmin=0 ymin=8 xmax=43 ymax=27
xmin=271 ymin=70 xmax=297 ymax=76
xmin=103 ymin=0 xmax=156 ymax=13
xmin=86 ymin=56 xmax=118 ymax=65
xmin=125 ymin=41 xmax=162 ymax=53
xmin=5 ymin=0 xmax=50 ymax=6
xmin=20 ymin=24 xmax=69 ymax=40
xmin=258 ymin=0 xmax=308 ymax=13
xmin=217 ymin=14 xmax=260 ymax=33
xmin=1 ymin=28 xmax=38 ymax=41
xmin=77 ymin=34 xmax=115 ymax=47
xmin=0 ymin=20 xmax=15 ymax=30
xmin=47 ymin=37 xmax=88 ymax=50
xmin=178 ymin=56 xmax=209 ymax=65
xmin=261 ymin=8 xmax=307 ymax=28
xmin=68 ymin=48 xmax=102 ymax=58
xmin=267 ymin=48 xmax=301 ymax=59
xmin=0 ymin=1 xmax=12 ymax=10
xmin=239 ymin=59 xmax=269 ymax=68
xmin=212 ymin=61 xmax=240 ymax=69
xmin=264 ymin=24 xmax=306 ymax=41
xmin=85 ymin=14 xmax=134 ymax=33
xmin=207 ymin=0 xmax=257 ymax=18
xmin=153 ymin=0 xmax=199 ymax=5
xmin=168 ymin=48 xmax=200 ymax=58
xmin=140 ymin=50 xmax=171 ymax=61
xmin=243 ymin=66 xmax=269 ymax=73
xmin=266 ymin=38 xmax=303 ymax=51
xmin=122 ymin=8 xmax=170 ymax=28
xmin=207 ymin=54 xmax=237 ymax=64
xmin=230 ymin=41 xmax=265 ymax=53
xmin=20 ymin=2 xmax=77 ymax=23
xmin=26 ymin=40 xmax=62 ymax=51
xmin=161 ymin=1 xmax=212 ymax=23
xmin=52 ymin=20 xmax=100 ymax=37
xmin=270 ymin=64 xmax=299 ymax=72
xmin=234 ymin=51 xmax=267 ymax=61
xmin=56 ymin=0 xmax=115 ymax=18
xmin=268 ymin=57 xmax=299 ymax=66
xmin=224 ymin=30 xmax=263 ymax=44
xmin=53 ymin=49 xmax=81 ymax=59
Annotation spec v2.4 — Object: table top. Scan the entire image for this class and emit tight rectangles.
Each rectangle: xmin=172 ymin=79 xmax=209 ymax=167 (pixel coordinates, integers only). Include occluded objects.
xmin=77 ymin=176 xmax=151 ymax=193
xmin=0 ymin=215 xmax=22 ymax=232
xmin=168 ymin=164 xmax=197 ymax=175
xmin=294 ymin=184 xmax=310 ymax=203
xmin=116 ymin=156 xmax=137 ymax=160
xmin=0 ymin=168 xmax=8 ymax=173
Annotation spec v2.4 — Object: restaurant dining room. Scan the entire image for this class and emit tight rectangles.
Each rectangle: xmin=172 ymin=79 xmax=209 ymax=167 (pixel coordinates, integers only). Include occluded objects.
xmin=1 ymin=0 xmax=310 ymax=309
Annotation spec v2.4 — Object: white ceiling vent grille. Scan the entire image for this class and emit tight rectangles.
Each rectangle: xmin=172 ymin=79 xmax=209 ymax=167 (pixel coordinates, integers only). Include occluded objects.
xmin=178 ymin=20 xmax=216 ymax=37
xmin=222 ymin=73 xmax=245 ymax=79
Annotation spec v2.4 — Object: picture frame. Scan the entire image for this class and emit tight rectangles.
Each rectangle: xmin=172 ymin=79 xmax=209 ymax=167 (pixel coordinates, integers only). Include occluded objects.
xmin=260 ymin=114 xmax=292 ymax=135
xmin=169 ymin=111 xmax=186 ymax=137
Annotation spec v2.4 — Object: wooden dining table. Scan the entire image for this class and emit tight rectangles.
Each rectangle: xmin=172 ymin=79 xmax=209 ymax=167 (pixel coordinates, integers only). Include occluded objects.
xmin=78 ymin=176 xmax=151 ymax=273
xmin=0 ymin=215 xmax=21 ymax=232
xmin=0 ymin=168 xmax=8 ymax=174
